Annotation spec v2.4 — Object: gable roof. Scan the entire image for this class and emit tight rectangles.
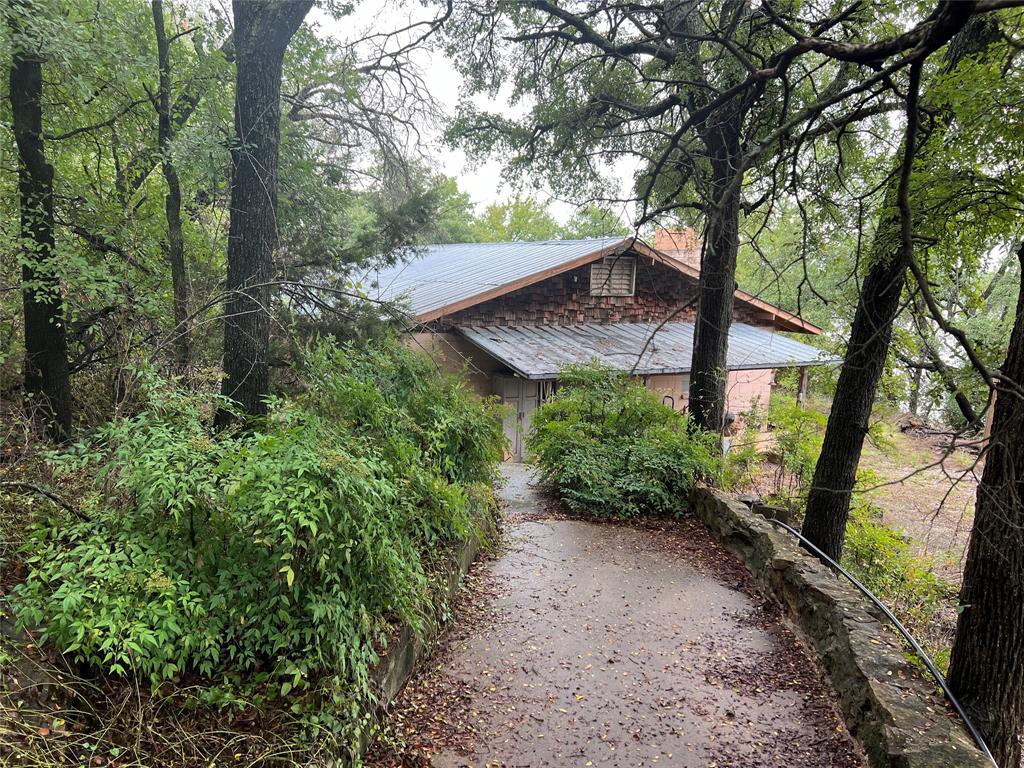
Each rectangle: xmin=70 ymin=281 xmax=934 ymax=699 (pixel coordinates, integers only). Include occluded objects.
xmin=657 ymin=251 xmax=823 ymax=334
xmin=368 ymin=237 xmax=822 ymax=334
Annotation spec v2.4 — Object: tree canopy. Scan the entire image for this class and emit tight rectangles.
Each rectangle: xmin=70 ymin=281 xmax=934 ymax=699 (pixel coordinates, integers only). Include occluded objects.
xmin=3 ymin=1 xmax=1024 ymax=766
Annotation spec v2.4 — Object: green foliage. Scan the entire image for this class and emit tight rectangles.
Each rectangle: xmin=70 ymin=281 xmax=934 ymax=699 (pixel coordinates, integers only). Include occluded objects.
xmin=470 ymin=195 xmax=561 ymax=242
xmin=10 ymin=340 xmax=503 ymax=741
xmin=767 ymin=394 xmax=827 ymax=489
xmin=765 ymin=394 xmax=897 ymax=508
xmin=559 ymin=204 xmax=631 ymax=239
xmin=526 ymin=364 xmax=718 ymax=518
xmin=842 ymin=493 xmax=957 ymax=670
xmin=0 ymin=0 xmax=457 ymax=412
xmin=928 ymin=263 xmax=1018 ymax=429
xmin=940 ymin=372 xmax=991 ymax=431
xmin=720 ymin=429 xmax=762 ymax=491
xmin=427 ymin=176 xmax=483 ymax=244
xmin=441 ymin=193 xmax=630 ymax=244
xmin=736 ymin=204 xmax=856 ymax=336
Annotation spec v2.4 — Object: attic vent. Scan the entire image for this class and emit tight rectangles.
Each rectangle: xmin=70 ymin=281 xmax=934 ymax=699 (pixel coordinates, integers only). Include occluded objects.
xmin=590 ymin=255 xmax=636 ymax=297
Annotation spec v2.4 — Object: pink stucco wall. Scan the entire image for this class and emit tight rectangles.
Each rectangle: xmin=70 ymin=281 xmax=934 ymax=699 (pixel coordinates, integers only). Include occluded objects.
xmin=724 ymin=368 xmax=773 ymax=417
xmin=406 ymin=331 xmax=501 ymax=397
xmin=407 ymin=331 xmax=777 ymax=424
xmin=644 ymin=368 xmax=773 ymax=418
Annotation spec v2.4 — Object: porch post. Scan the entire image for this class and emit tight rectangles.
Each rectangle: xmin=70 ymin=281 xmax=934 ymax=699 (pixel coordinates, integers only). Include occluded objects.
xmin=797 ymin=366 xmax=809 ymax=406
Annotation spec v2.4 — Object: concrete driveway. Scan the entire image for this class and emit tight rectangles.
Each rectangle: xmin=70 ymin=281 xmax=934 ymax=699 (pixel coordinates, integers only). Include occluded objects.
xmin=369 ymin=464 xmax=863 ymax=768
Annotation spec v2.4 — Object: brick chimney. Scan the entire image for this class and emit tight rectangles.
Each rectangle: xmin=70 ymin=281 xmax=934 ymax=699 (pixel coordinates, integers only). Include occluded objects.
xmin=653 ymin=226 xmax=702 ymax=272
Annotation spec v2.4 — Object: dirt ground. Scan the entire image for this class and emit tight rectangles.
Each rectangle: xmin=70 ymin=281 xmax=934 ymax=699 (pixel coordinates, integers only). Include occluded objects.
xmin=367 ymin=465 xmax=864 ymax=768
xmin=744 ymin=416 xmax=981 ymax=582
xmin=857 ymin=424 xmax=981 ymax=580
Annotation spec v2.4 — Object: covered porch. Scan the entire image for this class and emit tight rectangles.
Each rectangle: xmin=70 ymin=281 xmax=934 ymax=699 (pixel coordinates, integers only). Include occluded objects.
xmin=454 ymin=321 xmax=838 ymax=461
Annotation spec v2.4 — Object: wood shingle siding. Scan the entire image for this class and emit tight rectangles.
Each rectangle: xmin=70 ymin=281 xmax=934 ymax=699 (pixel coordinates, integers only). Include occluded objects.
xmin=429 ymin=259 xmax=766 ymax=330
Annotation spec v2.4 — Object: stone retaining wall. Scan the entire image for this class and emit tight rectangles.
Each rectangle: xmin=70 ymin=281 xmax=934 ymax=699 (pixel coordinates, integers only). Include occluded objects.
xmin=690 ymin=486 xmax=989 ymax=768
xmin=371 ymin=521 xmax=489 ymax=703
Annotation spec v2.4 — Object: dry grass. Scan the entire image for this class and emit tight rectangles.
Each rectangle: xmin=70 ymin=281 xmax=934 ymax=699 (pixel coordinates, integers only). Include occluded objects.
xmin=857 ymin=423 xmax=979 ymax=581
xmin=0 ymin=627 xmax=342 ymax=768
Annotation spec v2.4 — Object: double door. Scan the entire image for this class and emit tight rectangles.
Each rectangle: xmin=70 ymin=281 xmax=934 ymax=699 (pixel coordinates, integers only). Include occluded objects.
xmin=494 ymin=375 xmax=539 ymax=462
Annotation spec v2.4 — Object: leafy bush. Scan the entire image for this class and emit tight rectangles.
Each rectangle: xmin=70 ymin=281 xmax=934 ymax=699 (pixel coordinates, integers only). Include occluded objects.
xmin=720 ymin=437 xmax=761 ymax=490
xmin=767 ymin=394 xmax=827 ymax=486
xmin=526 ymin=364 xmax=718 ymax=518
xmin=10 ymin=339 xmax=504 ymax=737
xmin=763 ymin=394 xmax=894 ymax=510
xmin=842 ymin=497 xmax=957 ymax=669
xmin=720 ymin=401 xmax=765 ymax=491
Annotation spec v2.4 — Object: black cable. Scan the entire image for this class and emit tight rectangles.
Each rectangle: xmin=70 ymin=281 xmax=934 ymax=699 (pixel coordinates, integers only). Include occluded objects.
xmin=764 ymin=517 xmax=997 ymax=767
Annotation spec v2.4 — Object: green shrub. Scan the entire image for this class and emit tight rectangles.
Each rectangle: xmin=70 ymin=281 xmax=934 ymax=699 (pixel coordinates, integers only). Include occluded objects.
xmin=10 ymin=339 xmax=504 ymax=739
xmin=720 ymin=426 xmax=762 ymax=490
xmin=767 ymin=394 xmax=827 ymax=487
xmin=842 ymin=498 xmax=957 ymax=669
xmin=526 ymin=364 xmax=718 ymax=518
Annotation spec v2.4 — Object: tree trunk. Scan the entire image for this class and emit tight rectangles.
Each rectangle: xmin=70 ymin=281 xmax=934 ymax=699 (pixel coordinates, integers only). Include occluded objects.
xmin=152 ymin=0 xmax=189 ymax=374
xmin=688 ymin=120 xmax=742 ymax=433
xmin=800 ymin=15 xmax=996 ymax=561
xmin=801 ymin=207 xmax=905 ymax=559
xmin=925 ymin=339 xmax=980 ymax=426
xmin=9 ymin=15 xmax=72 ymax=441
xmin=215 ymin=0 xmax=311 ymax=426
xmin=908 ymin=363 xmax=922 ymax=416
xmin=947 ymin=241 xmax=1024 ymax=768
xmin=910 ymin=299 xmax=981 ymax=426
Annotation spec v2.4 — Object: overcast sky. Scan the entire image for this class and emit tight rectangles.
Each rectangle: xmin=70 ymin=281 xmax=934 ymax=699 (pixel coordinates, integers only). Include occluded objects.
xmin=309 ymin=1 xmax=604 ymax=223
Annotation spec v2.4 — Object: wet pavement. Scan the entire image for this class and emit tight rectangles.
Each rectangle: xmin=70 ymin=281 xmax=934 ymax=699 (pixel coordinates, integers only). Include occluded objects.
xmin=369 ymin=464 xmax=863 ymax=768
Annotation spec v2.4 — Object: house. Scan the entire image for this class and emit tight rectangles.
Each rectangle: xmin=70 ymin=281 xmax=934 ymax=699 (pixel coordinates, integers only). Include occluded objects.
xmin=370 ymin=227 xmax=836 ymax=460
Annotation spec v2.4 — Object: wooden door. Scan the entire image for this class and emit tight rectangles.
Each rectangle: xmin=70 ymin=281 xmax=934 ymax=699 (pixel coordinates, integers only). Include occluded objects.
xmin=494 ymin=375 xmax=539 ymax=462
xmin=520 ymin=382 xmax=538 ymax=458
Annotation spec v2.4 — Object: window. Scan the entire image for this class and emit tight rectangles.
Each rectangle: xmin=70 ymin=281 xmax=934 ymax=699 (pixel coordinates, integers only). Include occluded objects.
xmin=590 ymin=255 xmax=636 ymax=297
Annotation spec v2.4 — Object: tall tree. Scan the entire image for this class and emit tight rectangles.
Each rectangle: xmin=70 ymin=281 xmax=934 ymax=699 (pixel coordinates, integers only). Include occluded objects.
xmin=9 ymin=6 xmax=72 ymax=440
xmin=799 ymin=185 xmax=909 ymax=559
xmin=471 ymin=197 xmax=560 ymax=243
xmin=446 ymin=0 xmax=922 ymax=435
xmin=560 ymin=204 xmax=630 ymax=240
xmin=662 ymin=0 xmax=756 ymax=434
xmin=216 ymin=0 xmax=312 ymax=425
xmin=948 ymin=240 xmax=1024 ymax=768
xmin=802 ymin=9 xmax=999 ymax=561
xmin=424 ymin=176 xmax=479 ymax=244
xmin=152 ymin=0 xmax=189 ymax=373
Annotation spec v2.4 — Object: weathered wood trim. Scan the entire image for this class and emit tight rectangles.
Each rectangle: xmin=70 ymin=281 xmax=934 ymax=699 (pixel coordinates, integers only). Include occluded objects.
xmin=416 ymin=238 xmax=824 ymax=336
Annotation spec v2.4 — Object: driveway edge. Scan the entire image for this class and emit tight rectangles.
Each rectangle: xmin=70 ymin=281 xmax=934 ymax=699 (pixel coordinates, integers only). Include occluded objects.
xmin=690 ymin=486 xmax=989 ymax=768
xmin=352 ymin=505 xmax=498 ymax=764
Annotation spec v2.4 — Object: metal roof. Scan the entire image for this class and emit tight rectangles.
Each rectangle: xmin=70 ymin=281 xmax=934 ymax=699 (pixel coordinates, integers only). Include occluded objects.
xmin=457 ymin=322 xmax=839 ymax=380
xmin=365 ymin=238 xmax=629 ymax=318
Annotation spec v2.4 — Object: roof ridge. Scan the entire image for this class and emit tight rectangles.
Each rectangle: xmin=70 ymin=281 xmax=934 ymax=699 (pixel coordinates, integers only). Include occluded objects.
xmin=422 ymin=236 xmax=626 ymax=247
xmin=373 ymin=237 xmax=822 ymax=335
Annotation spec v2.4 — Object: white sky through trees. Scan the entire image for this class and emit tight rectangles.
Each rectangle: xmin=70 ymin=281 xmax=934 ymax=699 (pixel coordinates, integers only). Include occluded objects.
xmin=311 ymin=0 xmax=636 ymax=226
